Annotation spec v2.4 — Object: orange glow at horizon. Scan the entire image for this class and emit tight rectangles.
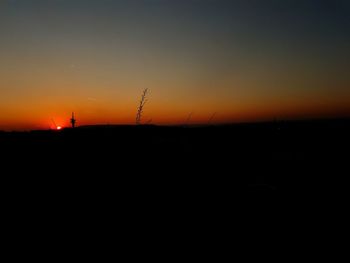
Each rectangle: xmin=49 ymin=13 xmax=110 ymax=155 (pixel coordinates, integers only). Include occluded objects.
xmin=1 ymin=0 xmax=350 ymax=131
xmin=0 ymin=94 xmax=349 ymax=131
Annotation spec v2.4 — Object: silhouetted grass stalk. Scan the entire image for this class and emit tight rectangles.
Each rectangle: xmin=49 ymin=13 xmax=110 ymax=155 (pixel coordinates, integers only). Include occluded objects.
xmin=136 ymin=89 xmax=148 ymax=125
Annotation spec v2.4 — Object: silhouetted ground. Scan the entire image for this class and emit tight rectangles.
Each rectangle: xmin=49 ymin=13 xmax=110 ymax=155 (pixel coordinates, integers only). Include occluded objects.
xmin=2 ymin=118 xmax=349 ymax=197
xmin=1 ymin=118 xmax=349 ymax=236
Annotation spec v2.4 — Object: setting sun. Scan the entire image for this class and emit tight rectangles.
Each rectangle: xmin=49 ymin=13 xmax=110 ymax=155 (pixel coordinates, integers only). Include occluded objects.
xmin=57 ymin=126 xmax=62 ymax=130
xmin=0 ymin=0 xmax=349 ymax=132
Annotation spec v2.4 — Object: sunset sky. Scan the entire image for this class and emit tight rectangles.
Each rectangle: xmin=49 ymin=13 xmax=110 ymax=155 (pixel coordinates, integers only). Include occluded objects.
xmin=1 ymin=0 xmax=349 ymax=130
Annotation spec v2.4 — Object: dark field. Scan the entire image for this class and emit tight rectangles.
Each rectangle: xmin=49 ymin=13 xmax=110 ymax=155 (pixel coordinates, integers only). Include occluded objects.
xmin=2 ymin=119 xmax=349 ymax=249
xmin=1 ymin=119 xmax=349 ymax=200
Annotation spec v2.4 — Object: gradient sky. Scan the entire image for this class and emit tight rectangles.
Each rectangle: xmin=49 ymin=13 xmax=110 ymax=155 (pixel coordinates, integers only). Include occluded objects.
xmin=1 ymin=0 xmax=349 ymax=130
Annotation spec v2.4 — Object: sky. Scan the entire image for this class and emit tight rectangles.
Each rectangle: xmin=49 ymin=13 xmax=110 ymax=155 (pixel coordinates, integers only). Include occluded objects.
xmin=0 ymin=0 xmax=349 ymax=130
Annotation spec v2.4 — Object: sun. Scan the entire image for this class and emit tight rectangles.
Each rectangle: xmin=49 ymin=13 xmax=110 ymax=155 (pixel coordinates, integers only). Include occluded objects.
xmin=57 ymin=126 xmax=62 ymax=130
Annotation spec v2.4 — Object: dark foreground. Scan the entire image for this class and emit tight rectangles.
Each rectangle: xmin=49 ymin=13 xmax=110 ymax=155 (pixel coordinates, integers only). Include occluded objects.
xmin=2 ymin=119 xmax=349 ymax=198
xmin=0 ymin=120 xmax=350 ymax=233
xmin=1 ymin=119 xmax=349 ymax=252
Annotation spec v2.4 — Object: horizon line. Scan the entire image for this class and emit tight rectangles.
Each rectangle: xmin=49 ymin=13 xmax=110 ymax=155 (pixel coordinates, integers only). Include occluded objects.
xmin=1 ymin=116 xmax=350 ymax=132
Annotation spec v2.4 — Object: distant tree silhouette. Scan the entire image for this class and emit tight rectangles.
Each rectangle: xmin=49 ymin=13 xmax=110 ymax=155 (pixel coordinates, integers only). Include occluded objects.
xmin=136 ymin=89 xmax=148 ymax=125
xmin=71 ymin=112 xmax=76 ymax=128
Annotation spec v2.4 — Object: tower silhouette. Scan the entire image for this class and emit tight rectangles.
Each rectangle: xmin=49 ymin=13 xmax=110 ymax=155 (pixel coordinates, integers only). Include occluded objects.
xmin=70 ymin=112 xmax=76 ymax=128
